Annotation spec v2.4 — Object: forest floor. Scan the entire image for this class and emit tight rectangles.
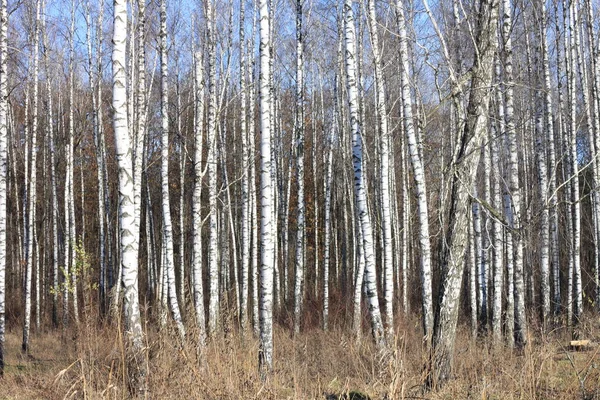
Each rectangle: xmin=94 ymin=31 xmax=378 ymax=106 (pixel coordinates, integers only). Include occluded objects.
xmin=0 ymin=314 xmax=599 ymax=399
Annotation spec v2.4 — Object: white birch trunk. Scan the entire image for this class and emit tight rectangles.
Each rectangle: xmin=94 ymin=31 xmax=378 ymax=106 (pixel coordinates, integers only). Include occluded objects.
xmin=160 ymin=0 xmax=185 ymax=340
xmin=42 ymin=10 xmax=60 ymax=326
xmin=248 ymin=52 xmax=260 ymax=338
xmin=429 ymin=0 xmax=498 ymax=385
xmin=344 ymin=0 xmax=385 ymax=349
xmin=502 ymin=0 xmax=526 ymax=347
xmin=293 ymin=0 xmax=305 ymax=335
xmin=539 ymin=0 xmax=556 ymax=325
xmin=113 ymin=0 xmax=146 ymax=391
xmin=239 ymin=0 xmax=250 ymax=333
xmin=322 ymin=72 xmax=336 ymax=331
xmin=567 ymin=1 xmax=582 ymax=325
xmin=0 ymin=0 xmax=7 ymax=375
xmin=23 ymin=0 xmax=40 ymax=352
xmin=395 ymin=0 xmax=433 ymax=340
xmin=472 ymin=187 xmax=483 ymax=333
xmin=491 ymin=63 xmax=504 ymax=342
xmin=258 ymin=0 xmax=275 ymax=375
xmin=533 ymin=8 xmax=550 ymax=328
xmin=133 ymin=0 xmax=146 ymax=298
xmin=206 ymin=0 xmax=220 ymax=337
xmin=366 ymin=0 xmax=394 ymax=338
xmin=192 ymin=48 xmax=207 ymax=347
xmin=468 ymin=210 xmax=477 ymax=337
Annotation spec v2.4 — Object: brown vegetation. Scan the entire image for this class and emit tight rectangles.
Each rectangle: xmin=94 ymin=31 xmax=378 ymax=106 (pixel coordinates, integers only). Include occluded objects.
xmin=0 ymin=313 xmax=599 ymax=399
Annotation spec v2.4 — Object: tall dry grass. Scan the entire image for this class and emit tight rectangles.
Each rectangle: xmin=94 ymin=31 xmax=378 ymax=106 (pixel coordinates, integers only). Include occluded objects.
xmin=0 ymin=311 xmax=599 ymax=399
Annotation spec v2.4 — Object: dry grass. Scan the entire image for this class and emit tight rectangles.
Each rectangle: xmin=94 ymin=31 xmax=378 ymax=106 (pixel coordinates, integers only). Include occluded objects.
xmin=0 ymin=314 xmax=599 ymax=399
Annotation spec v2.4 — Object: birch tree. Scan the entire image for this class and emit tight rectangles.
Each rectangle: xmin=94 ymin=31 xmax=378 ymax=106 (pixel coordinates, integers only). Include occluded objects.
xmin=66 ymin=0 xmax=78 ymax=325
xmin=192 ymin=44 xmax=207 ymax=347
xmin=293 ymin=0 xmax=305 ymax=335
xmin=501 ymin=0 xmax=527 ymax=347
xmin=160 ymin=0 xmax=185 ymax=340
xmin=0 ymin=0 xmax=7 ymax=376
xmin=395 ymin=0 xmax=433 ymax=341
xmin=113 ymin=0 xmax=146 ymax=391
xmin=258 ymin=0 xmax=275 ymax=376
xmin=23 ymin=0 xmax=40 ymax=352
xmin=366 ymin=0 xmax=394 ymax=338
xmin=428 ymin=0 xmax=499 ymax=386
xmin=344 ymin=0 xmax=385 ymax=349
xmin=206 ymin=0 xmax=220 ymax=337
xmin=239 ymin=0 xmax=250 ymax=333
xmin=566 ymin=0 xmax=582 ymax=326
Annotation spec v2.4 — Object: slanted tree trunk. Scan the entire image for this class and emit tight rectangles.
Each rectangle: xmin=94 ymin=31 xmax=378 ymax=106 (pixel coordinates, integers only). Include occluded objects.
xmin=428 ymin=0 xmax=499 ymax=387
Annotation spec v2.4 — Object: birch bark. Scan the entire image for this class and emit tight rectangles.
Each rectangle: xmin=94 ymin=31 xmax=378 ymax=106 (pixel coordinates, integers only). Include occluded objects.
xmin=344 ymin=0 xmax=385 ymax=349
xmin=113 ymin=0 xmax=146 ymax=391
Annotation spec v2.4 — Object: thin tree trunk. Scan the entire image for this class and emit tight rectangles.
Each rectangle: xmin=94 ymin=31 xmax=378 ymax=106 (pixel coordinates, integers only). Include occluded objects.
xmin=192 ymin=48 xmax=207 ymax=347
xmin=160 ymin=0 xmax=185 ymax=341
xmin=502 ymin=0 xmax=526 ymax=347
xmin=239 ymin=0 xmax=250 ymax=333
xmin=367 ymin=0 xmax=394 ymax=339
xmin=0 ymin=0 xmax=7 ymax=375
xmin=23 ymin=0 xmax=40 ymax=352
xmin=344 ymin=0 xmax=385 ymax=350
xmin=206 ymin=0 xmax=220 ymax=337
xmin=395 ymin=0 xmax=433 ymax=341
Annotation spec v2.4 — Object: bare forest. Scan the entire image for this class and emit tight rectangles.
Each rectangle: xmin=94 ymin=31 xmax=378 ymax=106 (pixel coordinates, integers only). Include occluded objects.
xmin=0 ymin=0 xmax=599 ymax=398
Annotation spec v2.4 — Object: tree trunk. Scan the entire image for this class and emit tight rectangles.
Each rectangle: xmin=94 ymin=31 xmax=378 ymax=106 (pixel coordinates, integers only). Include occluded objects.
xmin=160 ymin=0 xmax=185 ymax=341
xmin=428 ymin=0 xmax=499 ymax=387
xmin=113 ymin=0 xmax=146 ymax=392
xmin=0 ymin=0 xmax=7 ymax=375
xmin=344 ymin=0 xmax=385 ymax=350
xmin=258 ymin=0 xmax=275 ymax=376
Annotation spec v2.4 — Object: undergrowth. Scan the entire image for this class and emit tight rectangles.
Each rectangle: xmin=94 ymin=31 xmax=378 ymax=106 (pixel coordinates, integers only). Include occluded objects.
xmin=0 ymin=312 xmax=599 ymax=399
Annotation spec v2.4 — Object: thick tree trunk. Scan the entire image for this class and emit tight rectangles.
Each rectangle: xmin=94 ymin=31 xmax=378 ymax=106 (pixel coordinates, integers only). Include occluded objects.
xmin=258 ymin=0 xmax=275 ymax=376
xmin=113 ymin=0 xmax=146 ymax=392
xmin=428 ymin=0 xmax=499 ymax=387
